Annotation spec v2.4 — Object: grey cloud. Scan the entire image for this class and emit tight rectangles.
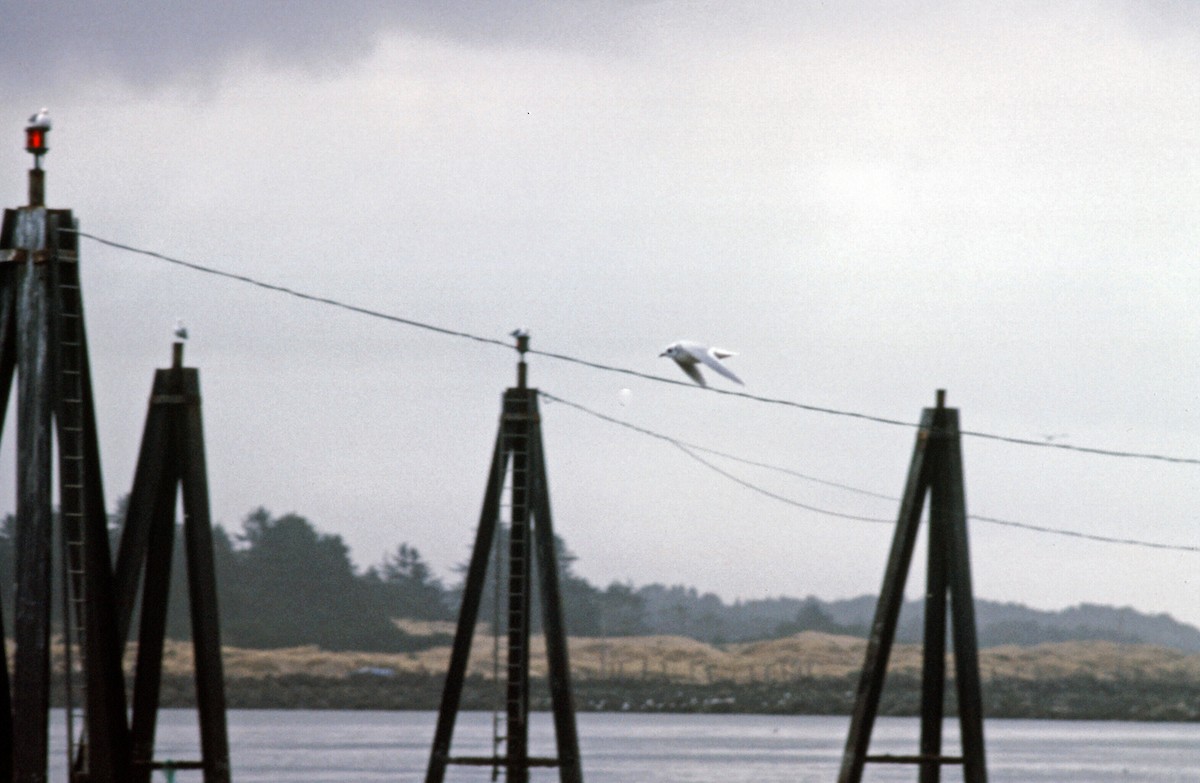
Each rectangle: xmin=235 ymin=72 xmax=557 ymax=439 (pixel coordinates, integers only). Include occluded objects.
xmin=0 ymin=1 xmax=652 ymax=90
xmin=12 ymin=1 xmax=1136 ymax=93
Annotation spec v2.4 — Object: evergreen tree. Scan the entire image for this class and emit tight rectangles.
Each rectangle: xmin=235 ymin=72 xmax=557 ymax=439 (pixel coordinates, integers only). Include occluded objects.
xmin=371 ymin=543 xmax=451 ymax=620
xmin=223 ymin=507 xmax=410 ymax=651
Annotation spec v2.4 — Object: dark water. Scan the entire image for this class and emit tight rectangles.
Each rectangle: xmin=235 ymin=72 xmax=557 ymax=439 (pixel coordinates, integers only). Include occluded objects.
xmin=47 ymin=710 xmax=1200 ymax=781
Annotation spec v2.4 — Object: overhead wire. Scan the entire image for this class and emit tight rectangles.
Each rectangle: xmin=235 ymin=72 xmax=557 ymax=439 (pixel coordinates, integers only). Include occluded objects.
xmin=68 ymin=229 xmax=1200 ymax=467
xmin=540 ymin=391 xmax=1200 ymax=554
xmin=539 ymin=391 xmax=900 ymax=502
xmin=669 ymin=443 xmax=895 ymax=524
xmin=67 ymin=230 xmax=513 ymax=351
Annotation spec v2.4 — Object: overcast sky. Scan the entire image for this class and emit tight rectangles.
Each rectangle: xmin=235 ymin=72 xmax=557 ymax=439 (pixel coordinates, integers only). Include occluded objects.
xmin=2 ymin=1 xmax=1198 ymax=627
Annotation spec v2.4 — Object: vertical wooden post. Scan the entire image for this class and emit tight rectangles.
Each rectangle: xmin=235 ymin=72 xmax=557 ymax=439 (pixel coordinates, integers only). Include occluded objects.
xmin=920 ymin=480 xmax=949 ymax=783
xmin=50 ymin=213 xmax=131 ymax=783
xmin=941 ymin=409 xmax=987 ymax=783
xmin=838 ymin=408 xmax=934 ymax=783
xmin=178 ymin=362 xmax=232 ymax=783
xmin=529 ymin=421 xmax=584 ymax=783
xmin=128 ymin=470 xmax=179 ymax=783
xmin=505 ymin=388 xmax=533 ymax=783
xmin=12 ymin=210 xmax=54 ymax=783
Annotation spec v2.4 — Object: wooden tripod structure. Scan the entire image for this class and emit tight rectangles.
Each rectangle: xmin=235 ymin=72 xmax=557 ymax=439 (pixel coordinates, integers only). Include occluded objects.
xmin=112 ymin=342 xmax=231 ymax=783
xmin=0 ymin=140 xmax=230 ymax=783
xmin=838 ymin=391 xmax=988 ymax=783
xmin=1 ymin=166 xmax=130 ymax=783
xmin=426 ymin=334 xmax=583 ymax=783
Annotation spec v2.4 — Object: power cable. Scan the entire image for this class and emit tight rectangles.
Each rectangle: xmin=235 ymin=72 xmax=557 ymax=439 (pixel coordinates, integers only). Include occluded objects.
xmin=539 ymin=391 xmax=900 ymax=502
xmin=68 ymin=230 xmax=512 ymax=351
xmin=68 ymin=229 xmax=1200 ymax=466
xmin=541 ymin=390 xmax=1200 ymax=554
xmin=670 ymin=443 xmax=896 ymax=524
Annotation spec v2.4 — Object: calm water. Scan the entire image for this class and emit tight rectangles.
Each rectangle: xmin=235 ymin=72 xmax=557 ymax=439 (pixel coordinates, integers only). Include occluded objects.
xmin=46 ymin=710 xmax=1200 ymax=781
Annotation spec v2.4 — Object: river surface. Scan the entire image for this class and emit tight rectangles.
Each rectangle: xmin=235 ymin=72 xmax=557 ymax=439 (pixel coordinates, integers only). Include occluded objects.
xmin=46 ymin=710 xmax=1200 ymax=781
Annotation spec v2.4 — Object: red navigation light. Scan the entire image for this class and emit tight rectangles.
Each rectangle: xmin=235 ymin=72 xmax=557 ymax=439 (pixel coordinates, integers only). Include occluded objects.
xmin=26 ymin=126 xmax=48 ymax=156
xmin=25 ymin=108 xmax=51 ymax=160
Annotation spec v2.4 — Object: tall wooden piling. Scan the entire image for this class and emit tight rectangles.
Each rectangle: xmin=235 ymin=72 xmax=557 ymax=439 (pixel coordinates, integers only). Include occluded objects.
xmin=1 ymin=130 xmax=131 ymax=782
xmin=837 ymin=391 xmax=987 ymax=783
xmin=426 ymin=332 xmax=583 ymax=783
xmin=114 ymin=344 xmax=231 ymax=783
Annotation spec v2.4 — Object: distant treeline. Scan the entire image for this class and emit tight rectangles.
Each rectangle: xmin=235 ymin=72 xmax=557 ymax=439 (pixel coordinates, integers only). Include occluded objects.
xmin=3 ymin=507 xmax=1200 ymax=653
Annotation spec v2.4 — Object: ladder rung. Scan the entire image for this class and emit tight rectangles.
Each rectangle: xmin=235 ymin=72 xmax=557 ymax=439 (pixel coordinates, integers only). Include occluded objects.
xmin=866 ymin=754 xmax=965 ymax=765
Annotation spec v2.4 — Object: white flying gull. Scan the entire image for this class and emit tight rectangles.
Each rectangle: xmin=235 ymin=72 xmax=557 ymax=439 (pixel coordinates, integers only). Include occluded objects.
xmin=659 ymin=340 xmax=744 ymax=387
xmin=27 ymin=108 xmax=51 ymax=130
xmin=174 ymin=319 xmax=188 ymax=341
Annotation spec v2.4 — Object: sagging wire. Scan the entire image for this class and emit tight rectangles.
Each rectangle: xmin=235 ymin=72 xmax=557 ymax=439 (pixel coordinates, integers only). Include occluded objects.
xmin=540 ymin=391 xmax=1200 ymax=554
xmin=68 ymin=229 xmax=1200 ymax=467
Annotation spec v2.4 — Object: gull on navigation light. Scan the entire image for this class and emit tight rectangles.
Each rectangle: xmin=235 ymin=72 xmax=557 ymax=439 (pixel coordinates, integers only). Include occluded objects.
xmin=28 ymin=108 xmax=51 ymax=130
xmin=659 ymin=341 xmax=743 ymax=387
xmin=174 ymin=319 xmax=188 ymax=341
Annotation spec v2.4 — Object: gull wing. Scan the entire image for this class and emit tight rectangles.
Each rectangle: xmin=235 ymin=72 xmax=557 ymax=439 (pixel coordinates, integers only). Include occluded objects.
xmin=684 ymin=344 xmax=743 ymax=386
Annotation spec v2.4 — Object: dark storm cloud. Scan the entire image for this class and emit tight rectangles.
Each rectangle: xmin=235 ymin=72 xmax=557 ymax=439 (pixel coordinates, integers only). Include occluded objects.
xmin=0 ymin=1 xmax=652 ymax=89
xmin=3 ymin=0 xmax=1089 ymax=92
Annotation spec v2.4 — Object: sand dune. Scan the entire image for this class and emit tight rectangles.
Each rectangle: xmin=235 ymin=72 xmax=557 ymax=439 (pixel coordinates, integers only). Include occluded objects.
xmin=53 ymin=628 xmax=1200 ymax=684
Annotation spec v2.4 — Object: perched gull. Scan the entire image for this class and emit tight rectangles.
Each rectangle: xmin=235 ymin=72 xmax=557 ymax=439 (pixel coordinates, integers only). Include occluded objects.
xmin=659 ymin=341 xmax=743 ymax=387
xmin=174 ymin=319 xmax=188 ymax=341
xmin=27 ymin=108 xmax=51 ymax=130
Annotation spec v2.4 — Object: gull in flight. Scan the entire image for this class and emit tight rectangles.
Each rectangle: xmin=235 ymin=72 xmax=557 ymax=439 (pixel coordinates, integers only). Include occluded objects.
xmin=659 ymin=341 xmax=743 ymax=387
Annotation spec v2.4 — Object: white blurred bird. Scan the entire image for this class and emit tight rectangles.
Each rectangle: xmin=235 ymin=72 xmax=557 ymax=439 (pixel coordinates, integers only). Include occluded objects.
xmin=659 ymin=341 xmax=743 ymax=387
xmin=174 ymin=319 xmax=188 ymax=341
xmin=27 ymin=108 xmax=51 ymax=130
